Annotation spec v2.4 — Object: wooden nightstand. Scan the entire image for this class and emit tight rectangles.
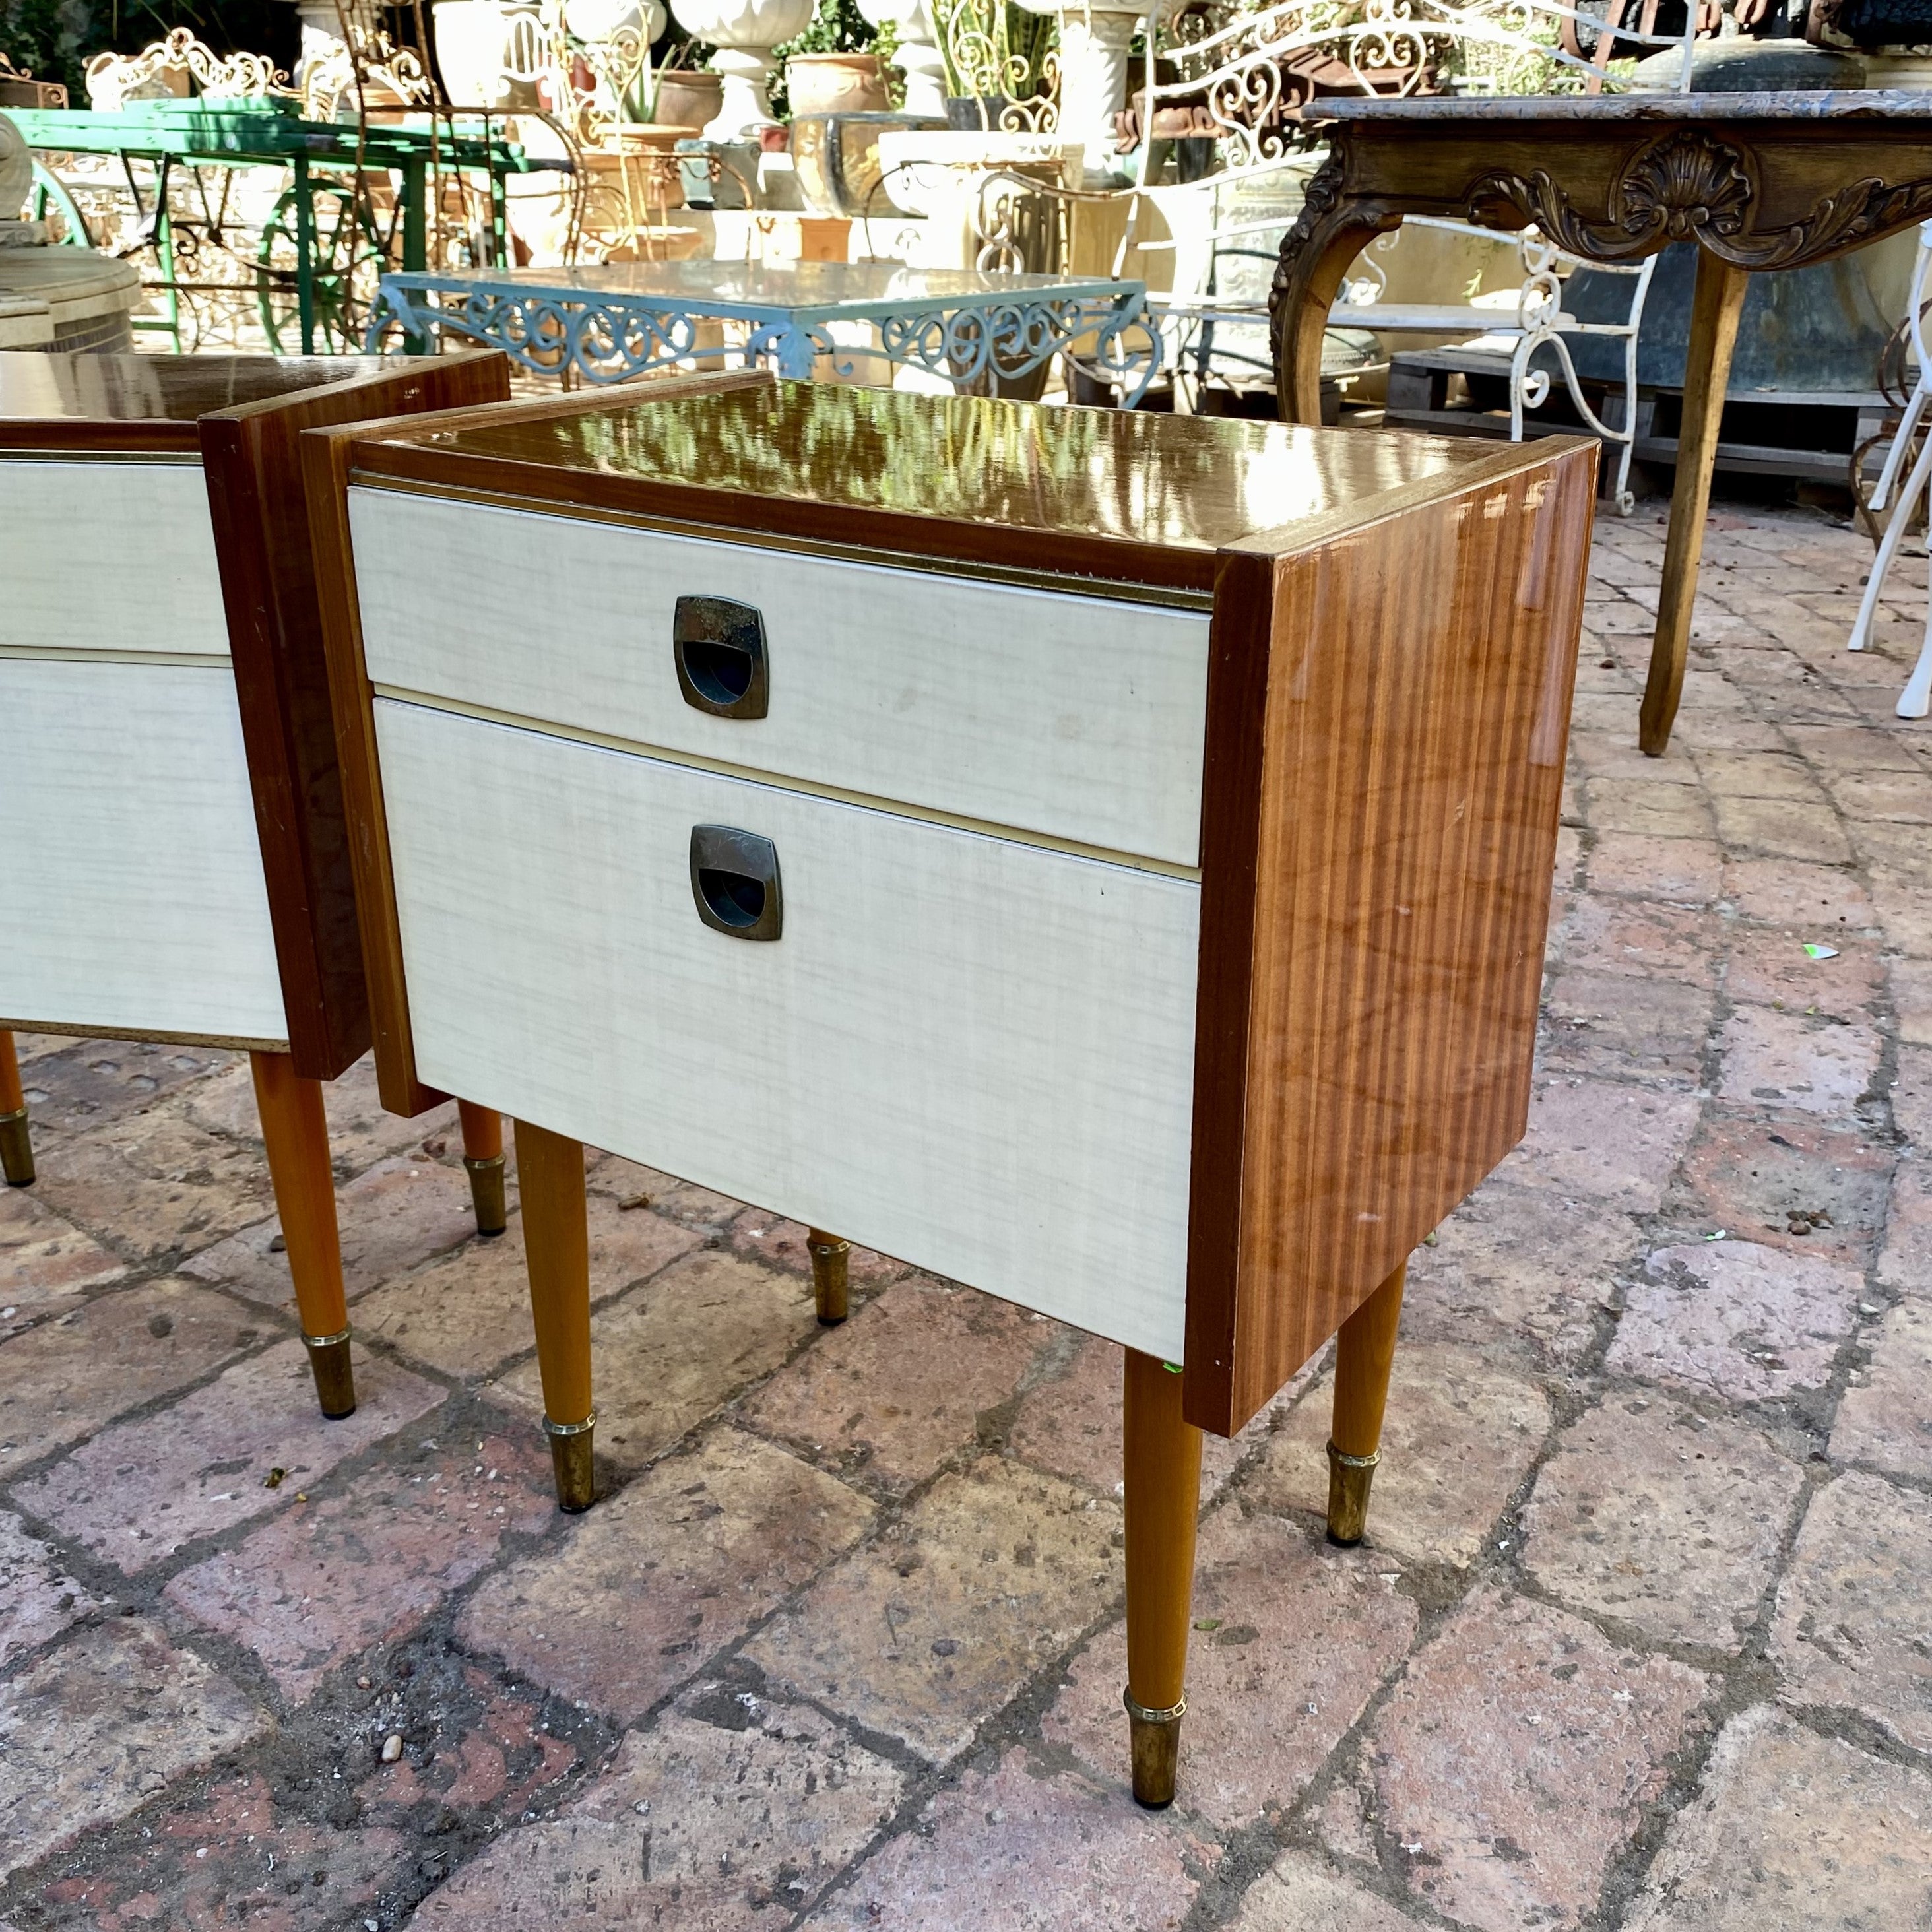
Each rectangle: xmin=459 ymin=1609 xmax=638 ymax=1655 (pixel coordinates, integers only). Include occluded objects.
xmin=0 ymin=350 xmax=509 ymax=1419
xmin=307 ymin=372 xmax=1593 ymax=1806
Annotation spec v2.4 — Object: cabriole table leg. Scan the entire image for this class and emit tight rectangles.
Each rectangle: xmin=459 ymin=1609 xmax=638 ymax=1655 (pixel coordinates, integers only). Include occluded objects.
xmin=807 ymin=1229 xmax=850 ymax=1325
xmin=516 ymin=1119 xmax=596 ymax=1512
xmin=0 ymin=1030 xmax=34 ymax=1187
xmin=1122 ymin=1347 xmax=1203 ymax=1809
xmin=250 ymin=1051 xmax=354 ymax=1418
xmin=1326 ymin=1259 xmax=1408 ymax=1545
xmin=457 ymin=1099 xmax=508 ymax=1237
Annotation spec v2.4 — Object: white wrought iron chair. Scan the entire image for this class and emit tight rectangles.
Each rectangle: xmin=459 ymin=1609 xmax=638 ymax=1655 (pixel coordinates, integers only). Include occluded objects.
xmin=1337 ymin=216 xmax=1658 ymax=511
xmin=1118 ymin=0 xmax=1696 ymax=501
xmin=1848 ymin=218 xmax=1932 ymax=718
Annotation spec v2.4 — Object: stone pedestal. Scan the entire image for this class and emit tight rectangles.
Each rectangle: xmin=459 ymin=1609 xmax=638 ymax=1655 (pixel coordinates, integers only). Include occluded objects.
xmin=670 ymin=0 xmax=814 ymax=139
xmin=1014 ymin=0 xmax=1145 ymax=185
xmin=856 ymin=0 xmax=947 ymax=118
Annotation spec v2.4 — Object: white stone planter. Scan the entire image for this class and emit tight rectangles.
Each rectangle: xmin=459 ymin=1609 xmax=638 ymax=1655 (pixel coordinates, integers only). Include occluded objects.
xmin=1012 ymin=0 xmax=1145 ymax=185
xmin=670 ymin=0 xmax=815 ymax=138
xmin=432 ymin=0 xmax=545 ymax=110
xmin=856 ymin=0 xmax=946 ymax=118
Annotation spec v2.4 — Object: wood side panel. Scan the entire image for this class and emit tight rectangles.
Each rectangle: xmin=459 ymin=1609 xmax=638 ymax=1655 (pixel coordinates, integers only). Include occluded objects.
xmin=1180 ymin=550 xmax=1277 ymax=1394
xmin=308 ymin=364 xmax=771 ymax=1116
xmin=1182 ymin=441 xmax=1595 ymax=1434
xmin=199 ymin=350 xmax=510 ymax=1082
xmin=303 ymin=418 xmax=443 ymax=1118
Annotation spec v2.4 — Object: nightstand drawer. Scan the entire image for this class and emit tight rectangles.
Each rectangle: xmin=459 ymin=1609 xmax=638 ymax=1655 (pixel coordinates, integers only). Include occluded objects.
xmin=375 ymin=696 xmax=1200 ymax=1360
xmin=0 ymin=462 xmax=227 ymax=657
xmin=0 ymin=660 xmax=286 ymax=1043
xmin=349 ymin=487 xmax=1211 ymax=867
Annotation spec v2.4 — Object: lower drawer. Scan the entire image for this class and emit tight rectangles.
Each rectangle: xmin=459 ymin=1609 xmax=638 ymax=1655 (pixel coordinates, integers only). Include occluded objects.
xmin=0 ymin=660 xmax=287 ymax=1044
xmin=376 ymin=699 xmax=1202 ymax=1361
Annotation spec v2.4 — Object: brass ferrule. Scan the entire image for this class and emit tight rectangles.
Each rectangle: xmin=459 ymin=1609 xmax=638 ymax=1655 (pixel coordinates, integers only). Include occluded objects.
xmin=302 ymin=1326 xmax=356 ymax=1419
xmin=1326 ymin=1440 xmax=1381 ymax=1547
xmin=463 ymin=1151 xmax=508 ymax=1237
xmin=807 ymin=1231 xmax=850 ymax=1326
xmin=0 ymin=1107 xmax=34 ymax=1188
xmin=1124 ymin=1688 xmax=1186 ymax=1809
xmin=543 ymin=1410 xmax=597 ymax=1513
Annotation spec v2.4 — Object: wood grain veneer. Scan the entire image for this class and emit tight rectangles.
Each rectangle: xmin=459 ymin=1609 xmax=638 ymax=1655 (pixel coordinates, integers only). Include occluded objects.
xmin=342 ymin=377 xmax=1476 ymax=595
xmin=1182 ymin=440 xmax=1595 ymax=1432
xmin=311 ymin=382 xmax=1594 ymax=1429
xmin=0 ymin=354 xmax=391 ymax=453
xmin=199 ymin=349 xmax=509 ymax=1079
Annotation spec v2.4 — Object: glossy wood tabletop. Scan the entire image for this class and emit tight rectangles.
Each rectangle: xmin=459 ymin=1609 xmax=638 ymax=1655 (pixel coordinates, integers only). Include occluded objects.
xmin=0 ymin=354 xmax=392 ymax=453
xmin=348 ymin=377 xmax=1485 ymax=593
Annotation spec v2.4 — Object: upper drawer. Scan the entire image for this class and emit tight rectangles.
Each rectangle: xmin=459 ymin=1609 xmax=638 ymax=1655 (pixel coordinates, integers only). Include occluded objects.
xmin=0 ymin=461 xmax=228 ymax=657
xmin=348 ymin=486 xmax=1211 ymax=866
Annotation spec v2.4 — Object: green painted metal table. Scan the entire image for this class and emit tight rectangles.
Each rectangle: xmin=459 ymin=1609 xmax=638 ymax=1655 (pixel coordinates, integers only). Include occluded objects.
xmin=11 ymin=101 xmax=542 ymax=354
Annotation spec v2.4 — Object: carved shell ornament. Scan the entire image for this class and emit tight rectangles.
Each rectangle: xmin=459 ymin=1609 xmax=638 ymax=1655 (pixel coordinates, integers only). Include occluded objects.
xmin=1615 ymin=129 xmax=1753 ymax=244
xmin=1464 ymin=126 xmax=1932 ymax=271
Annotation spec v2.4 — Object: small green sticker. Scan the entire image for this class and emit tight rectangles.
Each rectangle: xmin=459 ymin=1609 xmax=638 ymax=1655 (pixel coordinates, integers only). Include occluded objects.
xmin=1164 ymin=1361 xmax=1183 ymax=1374
xmin=1804 ymin=944 xmax=1839 ymax=961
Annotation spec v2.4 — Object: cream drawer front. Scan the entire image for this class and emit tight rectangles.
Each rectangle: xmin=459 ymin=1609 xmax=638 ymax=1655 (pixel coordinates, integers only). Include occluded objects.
xmin=377 ymin=699 xmax=1200 ymax=1361
xmin=0 ymin=661 xmax=286 ymax=1044
xmin=350 ymin=488 xmax=1210 ymax=867
xmin=0 ymin=463 xmax=228 ymax=657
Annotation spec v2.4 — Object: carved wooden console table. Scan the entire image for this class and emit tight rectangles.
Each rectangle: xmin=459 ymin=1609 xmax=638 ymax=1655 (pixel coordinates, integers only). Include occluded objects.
xmin=1270 ymin=92 xmax=1932 ymax=754
xmin=308 ymin=371 xmax=1592 ymax=1807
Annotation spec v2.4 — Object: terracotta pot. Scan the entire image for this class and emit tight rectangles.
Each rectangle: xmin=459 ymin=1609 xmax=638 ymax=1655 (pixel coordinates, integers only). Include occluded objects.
xmin=786 ymin=51 xmax=890 ymax=116
xmin=652 ymin=65 xmax=723 ymax=130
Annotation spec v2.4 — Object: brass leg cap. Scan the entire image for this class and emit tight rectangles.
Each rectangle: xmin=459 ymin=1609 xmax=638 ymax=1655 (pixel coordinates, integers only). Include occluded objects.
xmin=1326 ymin=1440 xmax=1380 ymax=1547
xmin=1124 ymin=1689 xmax=1186 ymax=1809
xmin=464 ymin=1153 xmax=507 ymax=1237
xmin=303 ymin=1328 xmax=356 ymax=1419
xmin=0 ymin=1109 xmax=34 ymax=1188
xmin=544 ymin=1411 xmax=597 ymax=1512
xmin=807 ymin=1231 xmax=850 ymax=1326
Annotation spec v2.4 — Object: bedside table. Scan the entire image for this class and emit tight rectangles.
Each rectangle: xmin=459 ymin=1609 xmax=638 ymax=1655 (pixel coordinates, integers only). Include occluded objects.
xmin=0 ymin=350 xmax=509 ymax=1420
xmin=307 ymin=372 xmax=1594 ymax=1805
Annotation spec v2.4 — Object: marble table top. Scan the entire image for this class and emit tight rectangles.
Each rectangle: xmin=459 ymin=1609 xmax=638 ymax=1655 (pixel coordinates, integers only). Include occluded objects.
xmin=1318 ymin=89 xmax=1932 ymax=122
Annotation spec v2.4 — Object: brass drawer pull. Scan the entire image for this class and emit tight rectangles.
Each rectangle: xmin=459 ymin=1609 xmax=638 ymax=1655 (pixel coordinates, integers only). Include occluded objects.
xmin=690 ymin=825 xmax=783 ymax=941
xmin=673 ymin=596 xmax=769 ymax=719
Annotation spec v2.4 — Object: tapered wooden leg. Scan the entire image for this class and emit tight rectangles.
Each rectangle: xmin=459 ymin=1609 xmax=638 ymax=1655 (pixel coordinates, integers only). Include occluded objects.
xmin=0 ymin=1031 xmax=34 ymax=1187
xmin=807 ymin=1228 xmax=849 ymax=1324
xmin=1638 ymin=249 xmax=1750 ymax=757
xmin=1123 ymin=1347 xmax=1203 ymax=1809
xmin=515 ymin=1118 xmax=596 ymax=1511
xmin=1326 ymin=1260 xmax=1407 ymax=1546
xmin=457 ymin=1100 xmax=507 ymax=1237
xmin=249 ymin=1052 xmax=353 ymax=1418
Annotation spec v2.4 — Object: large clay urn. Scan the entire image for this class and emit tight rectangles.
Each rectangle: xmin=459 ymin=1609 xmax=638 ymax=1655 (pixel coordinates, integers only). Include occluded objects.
xmin=670 ymin=0 xmax=814 ymax=137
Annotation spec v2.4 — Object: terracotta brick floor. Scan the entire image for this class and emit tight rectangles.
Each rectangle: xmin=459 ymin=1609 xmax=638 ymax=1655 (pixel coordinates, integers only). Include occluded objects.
xmin=5 ymin=489 xmax=1932 ymax=1931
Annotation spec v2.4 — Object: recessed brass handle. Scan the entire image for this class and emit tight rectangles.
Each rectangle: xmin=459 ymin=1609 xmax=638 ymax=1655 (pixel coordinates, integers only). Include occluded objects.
xmin=690 ymin=825 xmax=783 ymax=941
xmin=674 ymin=596 xmax=769 ymax=719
